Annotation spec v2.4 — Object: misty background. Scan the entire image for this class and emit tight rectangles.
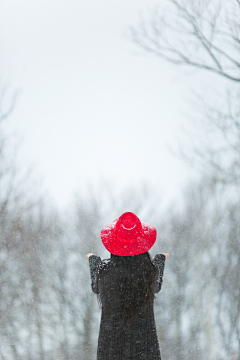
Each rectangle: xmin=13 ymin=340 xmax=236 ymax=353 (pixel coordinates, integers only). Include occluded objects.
xmin=0 ymin=0 xmax=240 ymax=359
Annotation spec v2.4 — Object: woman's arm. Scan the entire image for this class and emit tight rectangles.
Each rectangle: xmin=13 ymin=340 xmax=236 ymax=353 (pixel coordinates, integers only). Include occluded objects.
xmin=152 ymin=254 xmax=166 ymax=294
xmin=88 ymin=254 xmax=101 ymax=294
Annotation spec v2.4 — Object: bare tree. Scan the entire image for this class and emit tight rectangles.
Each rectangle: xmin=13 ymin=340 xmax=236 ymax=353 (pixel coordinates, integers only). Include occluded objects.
xmin=129 ymin=0 xmax=240 ymax=185
xmin=130 ymin=0 xmax=240 ymax=81
xmin=130 ymin=4 xmax=240 ymax=355
xmin=0 ymin=85 xmax=52 ymax=360
xmin=153 ymin=176 xmax=240 ymax=360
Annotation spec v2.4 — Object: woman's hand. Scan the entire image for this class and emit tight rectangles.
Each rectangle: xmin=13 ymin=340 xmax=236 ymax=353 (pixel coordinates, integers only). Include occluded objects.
xmin=162 ymin=253 xmax=170 ymax=260
xmin=86 ymin=253 xmax=94 ymax=259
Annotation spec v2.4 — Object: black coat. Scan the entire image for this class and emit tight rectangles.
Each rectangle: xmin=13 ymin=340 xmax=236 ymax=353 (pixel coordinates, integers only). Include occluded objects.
xmin=89 ymin=254 xmax=166 ymax=360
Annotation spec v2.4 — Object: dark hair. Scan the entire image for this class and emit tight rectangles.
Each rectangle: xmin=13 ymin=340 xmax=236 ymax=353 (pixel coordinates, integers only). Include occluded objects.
xmin=96 ymin=252 xmax=159 ymax=324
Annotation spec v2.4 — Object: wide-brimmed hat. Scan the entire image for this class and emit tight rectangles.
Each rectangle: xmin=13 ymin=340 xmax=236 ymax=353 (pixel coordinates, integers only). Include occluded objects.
xmin=100 ymin=212 xmax=157 ymax=256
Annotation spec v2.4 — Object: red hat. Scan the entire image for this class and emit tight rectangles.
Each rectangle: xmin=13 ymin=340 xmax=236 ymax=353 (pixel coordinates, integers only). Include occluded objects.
xmin=100 ymin=212 xmax=157 ymax=256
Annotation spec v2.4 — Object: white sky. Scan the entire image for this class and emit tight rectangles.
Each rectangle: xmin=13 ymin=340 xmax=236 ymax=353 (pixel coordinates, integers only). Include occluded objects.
xmin=0 ymin=0 xmax=199 ymax=209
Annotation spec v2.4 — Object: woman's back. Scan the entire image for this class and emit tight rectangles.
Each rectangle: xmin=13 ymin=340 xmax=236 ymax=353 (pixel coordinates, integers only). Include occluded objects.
xmin=89 ymin=253 xmax=166 ymax=360
xmin=98 ymin=253 xmax=158 ymax=320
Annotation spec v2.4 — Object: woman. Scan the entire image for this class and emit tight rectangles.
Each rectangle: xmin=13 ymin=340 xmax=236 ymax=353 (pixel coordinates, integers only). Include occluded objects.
xmin=87 ymin=212 xmax=169 ymax=360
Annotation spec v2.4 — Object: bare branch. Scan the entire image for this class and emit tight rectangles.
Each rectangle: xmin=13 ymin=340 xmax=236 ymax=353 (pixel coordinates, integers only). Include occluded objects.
xmin=129 ymin=0 xmax=240 ymax=81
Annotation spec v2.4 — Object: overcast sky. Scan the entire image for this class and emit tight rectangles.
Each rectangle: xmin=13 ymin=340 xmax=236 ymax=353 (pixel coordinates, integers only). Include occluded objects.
xmin=0 ymin=0 xmax=199 ymax=209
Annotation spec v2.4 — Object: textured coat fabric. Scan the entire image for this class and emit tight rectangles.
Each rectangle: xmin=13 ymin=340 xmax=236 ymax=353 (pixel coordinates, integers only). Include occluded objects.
xmin=89 ymin=254 xmax=166 ymax=360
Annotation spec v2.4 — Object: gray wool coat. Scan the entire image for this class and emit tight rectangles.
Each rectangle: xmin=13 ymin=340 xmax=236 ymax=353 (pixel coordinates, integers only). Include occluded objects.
xmin=89 ymin=254 xmax=166 ymax=360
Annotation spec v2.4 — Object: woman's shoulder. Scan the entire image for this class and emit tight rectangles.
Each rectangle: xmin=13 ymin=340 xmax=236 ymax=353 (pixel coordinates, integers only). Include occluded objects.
xmin=100 ymin=258 xmax=111 ymax=265
xmin=98 ymin=258 xmax=112 ymax=271
xmin=153 ymin=254 xmax=166 ymax=261
xmin=152 ymin=254 xmax=166 ymax=271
